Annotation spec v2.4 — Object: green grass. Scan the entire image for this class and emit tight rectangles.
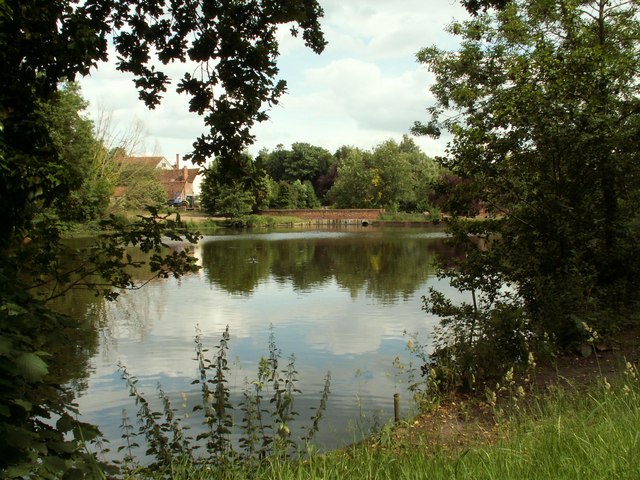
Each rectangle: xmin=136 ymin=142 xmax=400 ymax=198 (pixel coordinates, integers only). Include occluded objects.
xmin=226 ymin=214 xmax=309 ymax=228
xmin=125 ymin=372 xmax=640 ymax=479
xmin=180 ymin=217 xmax=225 ymax=234
xmin=448 ymin=379 xmax=640 ymax=479
xmin=378 ymin=211 xmax=441 ymax=222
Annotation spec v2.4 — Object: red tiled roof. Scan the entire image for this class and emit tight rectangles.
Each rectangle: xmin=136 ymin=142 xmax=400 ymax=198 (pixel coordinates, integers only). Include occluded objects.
xmin=160 ymin=168 xmax=200 ymax=198
xmin=159 ymin=168 xmax=199 ymax=184
xmin=170 ymin=168 xmax=198 ymax=182
xmin=111 ymin=155 xmax=199 ymax=200
xmin=119 ymin=156 xmax=167 ymax=169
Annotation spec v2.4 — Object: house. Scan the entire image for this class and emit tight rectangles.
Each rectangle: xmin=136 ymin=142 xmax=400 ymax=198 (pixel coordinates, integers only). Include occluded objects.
xmin=118 ymin=155 xmax=175 ymax=170
xmin=160 ymin=161 xmax=200 ymax=207
xmin=118 ymin=154 xmax=200 ymax=207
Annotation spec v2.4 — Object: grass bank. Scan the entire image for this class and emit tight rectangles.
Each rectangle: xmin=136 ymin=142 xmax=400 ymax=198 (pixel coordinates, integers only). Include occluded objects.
xmin=223 ymin=214 xmax=310 ymax=228
xmin=123 ymin=364 xmax=640 ymax=479
xmin=124 ymin=211 xmax=310 ymax=230
xmin=62 ymin=210 xmax=448 ymax=236
xmin=378 ymin=212 xmax=439 ymax=223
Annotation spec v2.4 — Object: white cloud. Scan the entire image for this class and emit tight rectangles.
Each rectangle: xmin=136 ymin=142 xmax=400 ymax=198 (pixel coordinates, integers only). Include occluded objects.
xmin=250 ymin=59 xmax=441 ymax=155
xmin=79 ymin=0 xmax=469 ymax=161
xmin=305 ymin=59 xmax=432 ymax=130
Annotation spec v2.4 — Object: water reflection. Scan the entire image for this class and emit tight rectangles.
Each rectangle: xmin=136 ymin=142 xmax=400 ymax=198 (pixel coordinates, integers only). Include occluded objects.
xmin=65 ymin=227 xmax=462 ymax=454
xmin=47 ymin=288 xmax=103 ymax=394
xmin=200 ymin=229 xmax=451 ymax=303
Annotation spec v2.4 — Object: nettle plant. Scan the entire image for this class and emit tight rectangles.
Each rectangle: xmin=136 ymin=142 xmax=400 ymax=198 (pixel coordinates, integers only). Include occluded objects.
xmin=117 ymin=327 xmax=331 ymax=476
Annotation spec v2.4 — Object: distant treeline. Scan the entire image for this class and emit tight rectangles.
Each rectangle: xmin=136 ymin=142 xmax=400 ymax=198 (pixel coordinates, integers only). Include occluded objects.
xmin=200 ymin=136 xmax=479 ymax=218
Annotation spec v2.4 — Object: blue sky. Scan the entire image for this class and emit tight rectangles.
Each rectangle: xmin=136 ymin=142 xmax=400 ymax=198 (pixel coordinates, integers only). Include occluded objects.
xmin=79 ymin=0 xmax=468 ymax=166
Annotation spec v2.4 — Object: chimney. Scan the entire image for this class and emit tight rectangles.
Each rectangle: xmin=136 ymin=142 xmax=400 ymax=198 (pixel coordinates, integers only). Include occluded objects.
xmin=175 ymin=154 xmax=180 ymax=170
xmin=183 ymin=165 xmax=188 ymax=181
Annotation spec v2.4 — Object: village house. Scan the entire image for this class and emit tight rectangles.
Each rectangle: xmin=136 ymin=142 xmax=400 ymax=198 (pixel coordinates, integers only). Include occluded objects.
xmin=116 ymin=154 xmax=200 ymax=207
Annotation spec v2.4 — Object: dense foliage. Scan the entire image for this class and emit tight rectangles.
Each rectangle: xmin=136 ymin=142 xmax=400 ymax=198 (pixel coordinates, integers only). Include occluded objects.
xmin=416 ymin=0 xmax=640 ymax=387
xmin=200 ymin=153 xmax=269 ymax=217
xmin=201 ymin=137 xmax=441 ymax=216
xmin=115 ymin=161 xmax=167 ymax=211
xmin=40 ymin=83 xmax=168 ymax=219
xmin=0 ymin=0 xmax=325 ymax=476
xmin=1 ymin=0 xmax=326 ymax=246
xmin=260 ymin=143 xmax=334 ymax=201
xmin=328 ymin=137 xmax=439 ymax=212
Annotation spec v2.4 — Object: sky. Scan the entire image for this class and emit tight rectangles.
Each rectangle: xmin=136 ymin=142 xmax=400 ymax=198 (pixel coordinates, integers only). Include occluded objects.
xmin=79 ymin=0 xmax=469 ymax=168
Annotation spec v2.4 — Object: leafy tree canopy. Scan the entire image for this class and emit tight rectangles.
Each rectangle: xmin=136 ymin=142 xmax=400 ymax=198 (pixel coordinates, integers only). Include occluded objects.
xmin=328 ymin=137 xmax=439 ymax=211
xmin=0 ymin=1 xmax=325 ymax=475
xmin=326 ymin=147 xmax=375 ymax=208
xmin=268 ymin=178 xmax=320 ymax=209
xmin=260 ymin=142 xmax=333 ymax=200
xmin=416 ymin=0 xmax=640 ymax=365
xmin=201 ymin=152 xmax=267 ymax=217
xmin=1 ymin=0 xmax=326 ymax=248
xmin=115 ymin=162 xmax=167 ymax=210
xmin=461 ymin=0 xmax=511 ymax=14
xmin=39 ymin=83 xmax=97 ymax=193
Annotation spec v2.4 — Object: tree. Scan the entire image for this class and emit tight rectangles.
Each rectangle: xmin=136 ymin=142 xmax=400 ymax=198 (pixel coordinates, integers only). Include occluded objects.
xmin=37 ymin=82 xmax=111 ymax=222
xmin=461 ymin=0 xmax=511 ymax=13
xmin=327 ymin=147 xmax=375 ymax=208
xmin=115 ymin=161 xmax=167 ymax=210
xmin=201 ymin=153 xmax=264 ymax=217
xmin=416 ymin=0 xmax=640 ymax=359
xmin=261 ymin=142 xmax=333 ymax=201
xmin=400 ymin=136 xmax=442 ymax=212
xmin=428 ymin=173 xmax=482 ymax=217
xmin=327 ymin=139 xmax=439 ymax=211
xmin=40 ymin=82 xmax=170 ymax=220
xmin=0 ymin=1 xmax=325 ymax=475
xmin=1 ymin=0 xmax=326 ymax=247
xmin=316 ymin=156 xmax=339 ymax=201
xmin=94 ymin=114 xmax=167 ymax=217
xmin=288 ymin=143 xmax=332 ymax=192
xmin=267 ymin=179 xmax=319 ymax=209
xmin=40 ymin=82 xmax=170 ymax=221
xmin=40 ymin=83 xmax=97 ymax=199
xmin=259 ymin=144 xmax=291 ymax=183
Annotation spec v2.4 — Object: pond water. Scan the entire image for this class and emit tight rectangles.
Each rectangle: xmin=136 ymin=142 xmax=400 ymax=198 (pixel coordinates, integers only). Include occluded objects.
xmin=62 ymin=226 xmax=463 ymax=455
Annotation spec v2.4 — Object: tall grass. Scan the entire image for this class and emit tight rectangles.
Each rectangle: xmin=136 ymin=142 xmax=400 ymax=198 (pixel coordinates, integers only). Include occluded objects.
xmin=226 ymin=214 xmax=308 ymax=228
xmin=126 ymin=364 xmax=640 ymax=479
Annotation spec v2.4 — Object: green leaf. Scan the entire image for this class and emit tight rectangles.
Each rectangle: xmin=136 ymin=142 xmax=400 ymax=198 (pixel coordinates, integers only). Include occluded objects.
xmin=41 ymin=455 xmax=69 ymax=473
xmin=0 ymin=336 xmax=12 ymax=355
xmin=12 ymin=399 xmax=33 ymax=413
xmin=56 ymin=414 xmax=75 ymax=433
xmin=3 ymin=302 xmax=27 ymax=316
xmin=15 ymin=352 xmax=49 ymax=381
xmin=4 ymin=463 xmax=33 ymax=478
xmin=72 ymin=422 xmax=101 ymax=442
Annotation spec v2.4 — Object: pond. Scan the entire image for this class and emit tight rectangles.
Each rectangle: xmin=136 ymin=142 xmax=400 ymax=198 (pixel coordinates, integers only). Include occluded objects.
xmin=60 ymin=226 xmax=463 ymax=456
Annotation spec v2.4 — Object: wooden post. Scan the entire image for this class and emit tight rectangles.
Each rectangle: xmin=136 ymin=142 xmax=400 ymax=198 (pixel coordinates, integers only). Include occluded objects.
xmin=394 ymin=393 xmax=400 ymax=423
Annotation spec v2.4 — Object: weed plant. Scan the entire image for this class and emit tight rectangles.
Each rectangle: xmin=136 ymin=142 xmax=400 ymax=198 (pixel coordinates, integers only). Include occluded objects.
xmin=116 ymin=326 xmax=331 ymax=477
xmin=125 ymin=362 xmax=640 ymax=479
